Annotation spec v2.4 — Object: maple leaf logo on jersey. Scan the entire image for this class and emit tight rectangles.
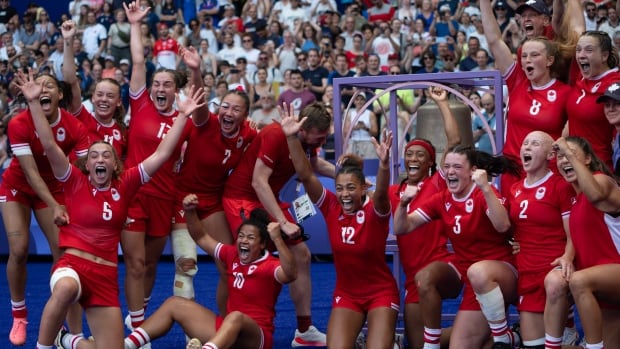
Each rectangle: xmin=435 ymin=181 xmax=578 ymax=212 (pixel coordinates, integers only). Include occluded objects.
xmin=111 ymin=188 xmax=120 ymax=201
xmin=465 ymin=199 xmax=474 ymax=213
xmin=236 ymin=136 xmax=244 ymax=149
xmin=233 ymin=262 xmax=239 ymax=270
xmin=535 ymin=187 xmax=546 ymax=200
xmin=56 ymin=127 xmax=66 ymax=142
xmin=356 ymin=210 xmax=365 ymax=224
xmin=248 ymin=265 xmax=257 ymax=274
xmin=445 ymin=202 xmax=451 ymax=211
xmin=113 ymin=129 xmax=121 ymax=141
xmin=547 ymin=90 xmax=556 ymax=102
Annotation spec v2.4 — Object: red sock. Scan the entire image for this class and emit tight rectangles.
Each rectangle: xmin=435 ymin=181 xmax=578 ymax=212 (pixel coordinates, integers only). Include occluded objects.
xmin=128 ymin=327 xmax=150 ymax=348
xmin=11 ymin=299 xmax=27 ymax=319
xmin=129 ymin=308 xmax=145 ymax=328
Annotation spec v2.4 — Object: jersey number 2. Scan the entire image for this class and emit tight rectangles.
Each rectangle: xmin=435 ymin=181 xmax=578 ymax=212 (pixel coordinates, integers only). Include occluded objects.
xmin=519 ymin=200 xmax=528 ymax=219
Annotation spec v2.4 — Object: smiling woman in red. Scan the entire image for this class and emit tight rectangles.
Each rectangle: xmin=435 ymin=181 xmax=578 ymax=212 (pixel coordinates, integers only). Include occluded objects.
xmin=387 ymin=87 xmax=461 ymax=349
xmin=554 ymin=136 xmax=620 ymax=348
xmin=479 ymin=0 xmax=571 ymax=198
xmin=280 ymin=103 xmax=399 ymax=349
xmin=13 ymin=69 xmax=204 ymax=349
xmin=1 ymin=71 xmax=90 ymax=345
xmin=394 ymin=145 xmax=520 ymax=348
xmin=122 ymin=200 xmax=297 ymax=349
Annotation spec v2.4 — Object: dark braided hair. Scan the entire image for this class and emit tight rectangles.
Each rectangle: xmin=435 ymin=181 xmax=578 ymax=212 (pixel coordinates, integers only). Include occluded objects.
xmin=237 ymin=208 xmax=271 ymax=245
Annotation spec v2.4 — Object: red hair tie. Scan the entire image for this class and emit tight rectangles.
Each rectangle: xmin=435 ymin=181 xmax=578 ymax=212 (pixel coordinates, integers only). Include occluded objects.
xmin=404 ymin=139 xmax=436 ymax=164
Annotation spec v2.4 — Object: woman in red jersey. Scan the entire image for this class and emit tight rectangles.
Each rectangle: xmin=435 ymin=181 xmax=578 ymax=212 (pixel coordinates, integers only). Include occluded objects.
xmin=566 ymin=31 xmax=620 ymax=171
xmin=468 ymin=131 xmax=576 ymax=348
xmin=281 ymin=103 xmax=400 ymax=349
xmin=387 ymin=86 xmax=461 ymax=349
xmin=121 ymin=1 xmax=205 ymax=331
xmin=171 ymin=44 xmax=257 ymax=315
xmin=554 ymin=136 xmax=620 ymax=349
xmin=61 ymin=19 xmax=128 ymax=158
xmin=479 ymin=0 xmax=572 ymax=198
xmin=15 ymin=68 xmax=205 ymax=349
xmin=122 ymin=202 xmax=296 ymax=349
xmin=394 ymin=145 xmax=521 ymax=348
xmin=1 ymin=70 xmax=90 ymax=345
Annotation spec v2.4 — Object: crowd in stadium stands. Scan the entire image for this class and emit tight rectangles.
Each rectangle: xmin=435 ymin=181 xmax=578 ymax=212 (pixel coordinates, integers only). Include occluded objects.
xmin=5 ymin=0 xmax=620 ymax=348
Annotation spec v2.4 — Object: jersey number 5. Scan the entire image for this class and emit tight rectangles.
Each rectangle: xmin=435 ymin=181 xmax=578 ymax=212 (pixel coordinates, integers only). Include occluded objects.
xmin=103 ymin=202 xmax=113 ymax=221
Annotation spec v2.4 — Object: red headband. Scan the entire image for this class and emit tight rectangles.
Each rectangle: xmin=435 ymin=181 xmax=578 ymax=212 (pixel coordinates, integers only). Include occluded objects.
xmin=404 ymin=139 xmax=436 ymax=163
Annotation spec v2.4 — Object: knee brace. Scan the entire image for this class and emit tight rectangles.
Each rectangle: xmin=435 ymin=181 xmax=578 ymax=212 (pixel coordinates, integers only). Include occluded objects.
xmin=50 ymin=267 xmax=82 ymax=303
xmin=172 ymin=229 xmax=198 ymax=299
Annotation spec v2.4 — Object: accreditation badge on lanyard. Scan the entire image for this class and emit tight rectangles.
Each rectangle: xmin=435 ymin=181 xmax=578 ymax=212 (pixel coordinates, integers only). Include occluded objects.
xmin=293 ymin=193 xmax=317 ymax=223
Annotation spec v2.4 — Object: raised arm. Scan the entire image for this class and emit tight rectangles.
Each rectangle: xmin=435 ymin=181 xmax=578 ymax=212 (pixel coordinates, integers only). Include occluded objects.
xmin=61 ymin=20 xmax=82 ymax=114
xmin=551 ymin=0 xmax=564 ymax=34
xmin=554 ymin=138 xmax=620 ymax=212
xmin=268 ymin=222 xmax=297 ymax=283
xmin=280 ymin=103 xmax=325 ymax=204
xmin=371 ymin=130 xmax=393 ymax=215
xmin=428 ymin=10 xmax=439 ymax=37
xmin=142 ymin=85 xmax=205 ymax=176
xmin=472 ymin=168 xmax=511 ymax=232
xmin=124 ymin=1 xmax=150 ymax=92
xmin=183 ymin=193 xmax=218 ymax=255
xmin=427 ymin=86 xmax=461 ymax=167
xmin=565 ymin=0 xmax=584 ymax=39
xmin=479 ymin=0 xmax=514 ymax=74
xmin=310 ymin=156 xmax=336 ymax=178
xmin=178 ymin=46 xmax=209 ymax=124
xmin=16 ymin=70 xmax=69 ymax=179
